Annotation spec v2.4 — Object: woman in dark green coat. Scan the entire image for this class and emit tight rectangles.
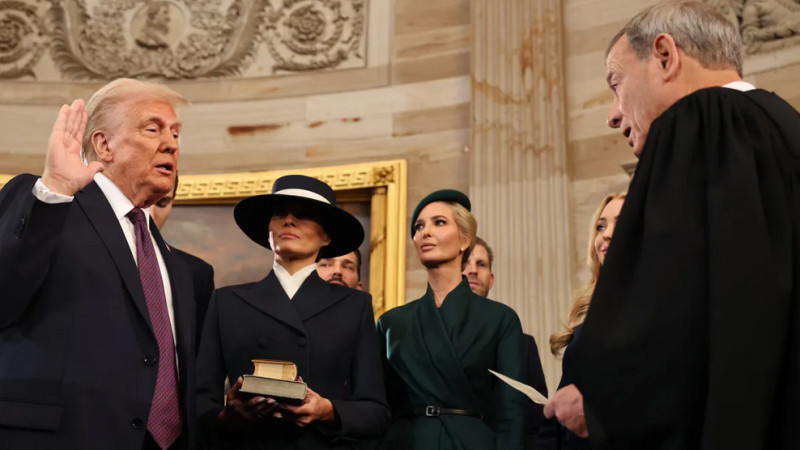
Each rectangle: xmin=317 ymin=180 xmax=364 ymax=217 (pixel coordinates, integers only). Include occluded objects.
xmin=376 ymin=190 xmax=527 ymax=450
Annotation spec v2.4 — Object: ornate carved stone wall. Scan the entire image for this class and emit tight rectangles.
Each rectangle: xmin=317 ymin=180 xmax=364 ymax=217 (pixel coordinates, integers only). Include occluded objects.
xmin=706 ymin=0 xmax=800 ymax=55
xmin=0 ymin=0 xmax=367 ymax=81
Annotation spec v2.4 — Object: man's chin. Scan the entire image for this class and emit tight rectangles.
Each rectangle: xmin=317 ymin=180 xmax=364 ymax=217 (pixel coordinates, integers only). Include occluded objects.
xmin=327 ymin=279 xmax=345 ymax=286
xmin=468 ymin=282 xmax=488 ymax=297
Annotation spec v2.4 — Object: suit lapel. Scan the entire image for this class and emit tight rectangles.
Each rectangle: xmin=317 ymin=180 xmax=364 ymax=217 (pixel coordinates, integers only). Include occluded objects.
xmin=74 ymin=181 xmax=151 ymax=328
xmin=232 ymin=272 xmax=306 ymax=336
xmin=292 ymin=272 xmax=349 ymax=321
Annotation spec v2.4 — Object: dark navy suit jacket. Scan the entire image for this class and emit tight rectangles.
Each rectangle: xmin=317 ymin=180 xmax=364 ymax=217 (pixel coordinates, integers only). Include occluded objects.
xmin=0 ymin=174 xmax=197 ymax=449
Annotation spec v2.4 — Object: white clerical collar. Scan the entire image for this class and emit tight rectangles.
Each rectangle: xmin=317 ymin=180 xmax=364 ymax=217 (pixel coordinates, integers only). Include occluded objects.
xmin=723 ymin=81 xmax=756 ymax=92
xmin=273 ymin=261 xmax=317 ymax=299
xmin=94 ymin=172 xmax=153 ymax=223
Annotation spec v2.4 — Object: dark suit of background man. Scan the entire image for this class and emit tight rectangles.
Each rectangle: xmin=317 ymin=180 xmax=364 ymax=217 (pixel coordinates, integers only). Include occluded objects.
xmin=463 ymin=237 xmax=549 ymax=450
xmin=0 ymin=78 xmax=197 ymax=449
xmin=152 ymin=173 xmax=215 ymax=350
xmin=540 ymin=2 xmax=800 ymax=449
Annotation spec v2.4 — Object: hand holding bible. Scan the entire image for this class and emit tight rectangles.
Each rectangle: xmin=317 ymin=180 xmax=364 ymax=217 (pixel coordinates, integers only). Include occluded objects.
xmin=219 ymin=377 xmax=280 ymax=427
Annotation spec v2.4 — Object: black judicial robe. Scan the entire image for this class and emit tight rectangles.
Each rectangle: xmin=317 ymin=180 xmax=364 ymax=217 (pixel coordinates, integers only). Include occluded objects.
xmin=573 ymin=87 xmax=800 ymax=449
xmin=536 ymin=325 xmax=591 ymax=450
xmin=196 ymin=271 xmax=390 ymax=449
xmin=522 ymin=334 xmax=549 ymax=450
xmin=376 ymin=278 xmax=527 ymax=450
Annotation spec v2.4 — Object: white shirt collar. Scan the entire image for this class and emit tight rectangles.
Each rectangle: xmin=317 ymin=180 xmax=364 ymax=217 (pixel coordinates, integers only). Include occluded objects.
xmin=93 ymin=172 xmax=153 ymax=223
xmin=273 ymin=261 xmax=317 ymax=299
xmin=723 ymin=81 xmax=756 ymax=92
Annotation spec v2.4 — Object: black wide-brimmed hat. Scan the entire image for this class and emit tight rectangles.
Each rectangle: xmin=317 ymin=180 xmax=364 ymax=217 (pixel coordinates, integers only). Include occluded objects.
xmin=234 ymin=175 xmax=364 ymax=258
xmin=410 ymin=189 xmax=471 ymax=237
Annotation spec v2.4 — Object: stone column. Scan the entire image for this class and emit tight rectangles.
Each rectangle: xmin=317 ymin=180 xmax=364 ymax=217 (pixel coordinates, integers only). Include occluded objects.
xmin=470 ymin=0 xmax=571 ymax=392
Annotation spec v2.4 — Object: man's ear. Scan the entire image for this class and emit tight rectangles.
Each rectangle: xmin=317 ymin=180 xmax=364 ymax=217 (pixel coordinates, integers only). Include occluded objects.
xmin=652 ymin=33 xmax=680 ymax=81
xmin=488 ymin=273 xmax=495 ymax=291
xmin=91 ymin=131 xmax=114 ymax=163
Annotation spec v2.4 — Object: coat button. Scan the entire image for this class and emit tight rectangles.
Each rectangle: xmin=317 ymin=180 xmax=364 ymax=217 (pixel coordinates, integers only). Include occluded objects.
xmin=14 ymin=215 xmax=27 ymax=238
xmin=143 ymin=355 xmax=157 ymax=366
xmin=131 ymin=418 xmax=143 ymax=429
xmin=297 ymin=337 xmax=307 ymax=347
xmin=257 ymin=338 xmax=269 ymax=349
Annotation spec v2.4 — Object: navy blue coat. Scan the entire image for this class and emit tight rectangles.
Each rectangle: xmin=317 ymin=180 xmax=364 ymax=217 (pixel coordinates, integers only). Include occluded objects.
xmin=196 ymin=270 xmax=390 ymax=449
xmin=0 ymin=174 xmax=197 ymax=449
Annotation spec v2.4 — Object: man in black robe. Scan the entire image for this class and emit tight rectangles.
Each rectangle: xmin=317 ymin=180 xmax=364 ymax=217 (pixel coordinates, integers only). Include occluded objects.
xmin=544 ymin=2 xmax=800 ymax=449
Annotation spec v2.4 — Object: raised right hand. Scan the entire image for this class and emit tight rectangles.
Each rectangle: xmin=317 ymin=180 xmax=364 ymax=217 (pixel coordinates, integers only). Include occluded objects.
xmin=219 ymin=377 xmax=280 ymax=427
xmin=41 ymin=99 xmax=104 ymax=196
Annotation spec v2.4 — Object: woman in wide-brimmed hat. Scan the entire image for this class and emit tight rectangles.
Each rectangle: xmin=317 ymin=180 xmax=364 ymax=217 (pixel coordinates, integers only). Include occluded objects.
xmin=196 ymin=175 xmax=390 ymax=449
xmin=376 ymin=189 xmax=527 ymax=450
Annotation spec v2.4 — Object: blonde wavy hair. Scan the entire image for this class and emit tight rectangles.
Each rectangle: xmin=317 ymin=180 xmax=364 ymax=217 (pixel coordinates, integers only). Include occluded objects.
xmin=550 ymin=192 xmax=627 ymax=356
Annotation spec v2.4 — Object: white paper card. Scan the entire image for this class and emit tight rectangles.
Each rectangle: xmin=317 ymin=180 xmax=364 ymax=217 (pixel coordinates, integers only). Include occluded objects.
xmin=489 ymin=369 xmax=549 ymax=405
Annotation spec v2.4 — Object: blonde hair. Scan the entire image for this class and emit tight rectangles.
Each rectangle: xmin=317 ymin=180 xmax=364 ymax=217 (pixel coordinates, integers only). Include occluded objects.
xmin=447 ymin=201 xmax=477 ymax=266
xmin=550 ymin=192 xmax=627 ymax=355
xmin=82 ymin=78 xmax=188 ymax=162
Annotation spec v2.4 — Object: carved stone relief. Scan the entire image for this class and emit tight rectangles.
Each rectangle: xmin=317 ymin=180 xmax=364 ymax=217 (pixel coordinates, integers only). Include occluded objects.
xmin=706 ymin=0 xmax=800 ymax=54
xmin=0 ymin=1 xmax=48 ymax=78
xmin=0 ymin=0 xmax=367 ymax=80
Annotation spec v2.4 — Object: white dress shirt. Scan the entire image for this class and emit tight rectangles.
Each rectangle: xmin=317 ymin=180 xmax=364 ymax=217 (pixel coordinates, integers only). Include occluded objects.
xmin=273 ymin=261 xmax=317 ymax=299
xmin=33 ymin=174 xmax=178 ymax=351
xmin=723 ymin=80 xmax=756 ymax=92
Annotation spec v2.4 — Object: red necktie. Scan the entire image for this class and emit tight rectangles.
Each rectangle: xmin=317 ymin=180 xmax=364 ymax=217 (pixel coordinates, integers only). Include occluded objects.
xmin=128 ymin=208 xmax=182 ymax=449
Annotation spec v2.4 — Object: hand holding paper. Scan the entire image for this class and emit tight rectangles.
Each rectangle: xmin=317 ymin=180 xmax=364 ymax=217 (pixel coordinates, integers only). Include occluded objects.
xmin=489 ymin=370 xmax=589 ymax=437
xmin=544 ymin=384 xmax=589 ymax=438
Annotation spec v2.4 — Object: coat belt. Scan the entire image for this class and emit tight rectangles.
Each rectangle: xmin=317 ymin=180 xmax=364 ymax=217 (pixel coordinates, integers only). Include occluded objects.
xmin=399 ymin=405 xmax=483 ymax=419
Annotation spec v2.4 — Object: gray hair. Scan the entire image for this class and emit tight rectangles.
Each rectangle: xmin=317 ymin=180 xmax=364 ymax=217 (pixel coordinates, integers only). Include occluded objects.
xmin=607 ymin=1 xmax=742 ymax=77
xmin=82 ymin=78 xmax=188 ymax=162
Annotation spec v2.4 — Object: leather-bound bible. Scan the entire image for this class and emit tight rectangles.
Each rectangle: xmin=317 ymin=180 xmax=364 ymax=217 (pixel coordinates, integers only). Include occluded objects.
xmin=240 ymin=359 xmax=307 ymax=405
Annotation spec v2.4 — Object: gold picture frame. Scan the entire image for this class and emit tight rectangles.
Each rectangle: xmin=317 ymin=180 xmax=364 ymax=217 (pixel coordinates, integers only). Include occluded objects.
xmin=0 ymin=159 xmax=408 ymax=317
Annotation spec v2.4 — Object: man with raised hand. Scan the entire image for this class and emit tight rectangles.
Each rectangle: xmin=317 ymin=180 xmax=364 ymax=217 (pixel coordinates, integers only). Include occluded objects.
xmin=0 ymin=79 xmax=197 ymax=449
